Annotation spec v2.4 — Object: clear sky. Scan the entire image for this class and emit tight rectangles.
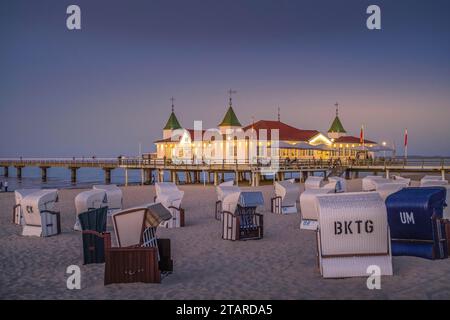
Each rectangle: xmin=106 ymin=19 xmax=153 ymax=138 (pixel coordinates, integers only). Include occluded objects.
xmin=1 ymin=0 xmax=449 ymax=157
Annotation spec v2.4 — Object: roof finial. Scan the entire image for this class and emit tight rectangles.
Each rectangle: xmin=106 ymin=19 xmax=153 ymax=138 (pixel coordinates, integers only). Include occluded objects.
xmin=228 ymin=89 xmax=237 ymax=107
xmin=334 ymin=102 xmax=339 ymax=117
xmin=170 ymin=97 xmax=175 ymax=113
xmin=277 ymin=106 xmax=280 ymax=122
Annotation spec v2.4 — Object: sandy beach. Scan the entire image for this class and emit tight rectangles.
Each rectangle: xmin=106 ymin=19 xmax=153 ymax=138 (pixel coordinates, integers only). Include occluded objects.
xmin=1 ymin=179 xmax=450 ymax=300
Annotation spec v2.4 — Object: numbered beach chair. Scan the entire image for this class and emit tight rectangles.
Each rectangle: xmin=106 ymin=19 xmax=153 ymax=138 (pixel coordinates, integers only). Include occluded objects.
xmin=93 ymin=184 xmax=123 ymax=214
xmin=79 ymin=206 xmax=108 ymax=264
xmin=304 ymin=176 xmax=325 ymax=190
xmin=299 ymin=187 xmax=335 ymax=230
xmin=316 ymin=192 xmax=393 ymax=278
xmin=104 ymin=205 xmax=173 ymax=285
xmin=21 ymin=189 xmax=61 ymax=237
xmin=271 ymin=179 xmax=299 ymax=214
xmin=155 ymin=182 xmax=185 ymax=228
xmin=74 ymin=189 xmax=107 ymax=231
xmin=216 ymin=182 xmax=241 ymax=220
xmin=386 ymin=187 xmax=448 ymax=260
xmin=222 ymin=191 xmax=264 ymax=241
xmin=325 ymin=176 xmax=347 ymax=193
xmin=13 ymin=189 xmax=40 ymax=225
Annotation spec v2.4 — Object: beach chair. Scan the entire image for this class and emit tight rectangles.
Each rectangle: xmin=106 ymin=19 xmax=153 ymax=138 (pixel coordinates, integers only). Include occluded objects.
xmin=271 ymin=179 xmax=299 ymax=214
xmin=392 ymin=175 xmax=411 ymax=186
xmin=13 ymin=189 xmax=40 ymax=225
xmin=104 ymin=205 xmax=173 ymax=285
xmin=324 ymin=176 xmax=347 ymax=193
xmin=216 ymin=182 xmax=241 ymax=220
xmin=386 ymin=187 xmax=448 ymax=260
xmin=79 ymin=207 xmax=108 ymax=264
xmin=316 ymin=192 xmax=393 ymax=278
xmin=154 ymin=182 xmax=185 ymax=228
xmin=304 ymin=176 xmax=325 ymax=190
xmin=299 ymin=187 xmax=335 ymax=230
xmin=74 ymin=189 xmax=107 ymax=231
xmin=21 ymin=189 xmax=61 ymax=237
xmin=420 ymin=180 xmax=448 ymax=187
xmin=222 ymin=191 xmax=264 ymax=241
xmin=376 ymin=182 xmax=408 ymax=201
xmin=93 ymin=184 xmax=123 ymax=214
xmin=362 ymin=176 xmax=390 ymax=191
xmin=420 ymin=175 xmax=445 ymax=185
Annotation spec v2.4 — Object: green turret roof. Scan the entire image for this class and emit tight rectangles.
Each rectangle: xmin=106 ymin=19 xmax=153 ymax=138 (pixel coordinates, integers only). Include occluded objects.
xmin=328 ymin=116 xmax=346 ymax=133
xmin=163 ymin=111 xmax=182 ymax=130
xmin=219 ymin=106 xmax=241 ymax=127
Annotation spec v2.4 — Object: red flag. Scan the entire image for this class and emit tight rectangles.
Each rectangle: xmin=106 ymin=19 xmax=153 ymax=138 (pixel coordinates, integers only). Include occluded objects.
xmin=404 ymin=128 xmax=408 ymax=147
xmin=360 ymin=125 xmax=364 ymax=144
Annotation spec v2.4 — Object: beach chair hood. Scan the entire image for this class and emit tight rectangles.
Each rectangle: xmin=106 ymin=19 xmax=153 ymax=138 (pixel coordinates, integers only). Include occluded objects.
xmin=21 ymin=189 xmax=58 ymax=226
xmin=304 ymin=176 xmax=325 ymax=190
xmin=275 ymin=180 xmax=299 ymax=207
xmin=75 ymin=189 xmax=107 ymax=214
xmin=145 ymin=203 xmax=173 ymax=228
xmin=93 ymin=184 xmax=123 ymax=211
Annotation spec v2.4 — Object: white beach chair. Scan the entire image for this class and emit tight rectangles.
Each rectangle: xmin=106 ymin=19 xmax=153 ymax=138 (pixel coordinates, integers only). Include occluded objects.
xmin=216 ymin=183 xmax=241 ymax=220
xmin=420 ymin=180 xmax=448 ymax=187
xmin=304 ymin=176 xmax=325 ymax=190
xmin=13 ymin=189 xmax=40 ymax=225
xmin=376 ymin=182 xmax=408 ymax=201
xmin=392 ymin=175 xmax=411 ymax=186
xmin=271 ymin=179 xmax=300 ymax=214
xmin=74 ymin=189 xmax=107 ymax=231
xmin=155 ymin=182 xmax=185 ymax=228
xmin=315 ymin=192 xmax=393 ymax=278
xmin=362 ymin=176 xmax=390 ymax=191
xmin=299 ymin=187 xmax=335 ymax=230
xmin=325 ymin=176 xmax=347 ymax=193
xmin=93 ymin=184 xmax=123 ymax=214
xmin=421 ymin=175 xmax=445 ymax=183
xmin=221 ymin=189 xmax=242 ymax=216
xmin=21 ymin=189 xmax=60 ymax=237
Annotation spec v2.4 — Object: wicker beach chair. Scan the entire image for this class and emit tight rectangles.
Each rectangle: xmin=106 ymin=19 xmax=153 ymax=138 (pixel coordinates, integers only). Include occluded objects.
xmin=362 ymin=176 xmax=390 ymax=191
xmin=79 ymin=206 xmax=108 ymax=264
xmin=386 ymin=187 xmax=448 ymax=260
xmin=299 ymin=186 xmax=335 ymax=230
xmin=420 ymin=180 xmax=448 ymax=187
xmin=392 ymin=175 xmax=411 ymax=186
xmin=316 ymin=192 xmax=393 ymax=278
xmin=222 ymin=191 xmax=264 ymax=241
xmin=21 ymin=189 xmax=60 ymax=237
xmin=271 ymin=179 xmax=299 ymax=214
xmin=325 ymin=176 xmax=347 ymax=193
xmin=13 ymin=189 xmax=40 ymax=225
xmin=216 ymin=183 xmax=241 ymax=220
xmin=304 ymin=176 xmax=325 ymax=190
xmin=155 ymin=182 xmax=185 ymax=228
xmin=93 ymin=184 xmax=123 ymax=214
xmin=74 ymin=189 xmax=107 ymax=231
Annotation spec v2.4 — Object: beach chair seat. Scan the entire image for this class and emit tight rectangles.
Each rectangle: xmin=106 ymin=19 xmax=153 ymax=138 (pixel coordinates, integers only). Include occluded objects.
xmin=271 ymin=179 xmax=299 ymax=214
xmin=79 ymin=207 xmax=108 ymax=264
xmin=362 ymin=176 xmax=390 ymax=191
xmin=316 ymin=192 xmax=393 ymax=278
xmin=93 ymin=184 xmax=123 ymax=214
xmin=304 ymin=176 xmax=325 ymax=190
xmin=299 ymin=187 xmax=335 ymax=230
xmin=21 ymin=189 xmax=60 ymax=237
xmin=74 ymin=189 xmax=107 ymax=231
xmin=13 ymin=189 xmax=40 ymax=225
xmin=386 ymin=187 xmax=448 ymax=260
xmin=155 ymin=182 xmax=185 ymax=228
xmin=222 ymin=191 xmax=264 ymax=241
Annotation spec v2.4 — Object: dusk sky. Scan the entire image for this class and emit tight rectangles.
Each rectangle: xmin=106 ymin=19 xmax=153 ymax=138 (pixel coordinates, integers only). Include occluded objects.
xmin=1 ymin=0 xmax=449 ymax=157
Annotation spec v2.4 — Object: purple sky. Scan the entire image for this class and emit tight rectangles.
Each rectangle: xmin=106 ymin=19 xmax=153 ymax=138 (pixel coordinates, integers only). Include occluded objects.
xmin=1 ymin=0 xmax=449 ymax=157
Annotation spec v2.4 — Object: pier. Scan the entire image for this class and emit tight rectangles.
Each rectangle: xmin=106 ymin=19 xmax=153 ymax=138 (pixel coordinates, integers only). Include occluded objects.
xmin=0 ymin=157 xmax=449 ymax=186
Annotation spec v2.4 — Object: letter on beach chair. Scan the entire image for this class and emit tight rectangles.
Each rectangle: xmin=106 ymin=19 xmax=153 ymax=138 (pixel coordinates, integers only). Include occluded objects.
xmin=21 ymin=189 xmax=61 ymax=237
xmin=13 ymin=189 xmax=40 ymax=225
xmin=222 ymin=191 xmax=264 ymax=241
xmin=386 ymin=187 xmax=448 ymax=260
xmin=93 ymin=184 xmax=123 ymax=214
xmin=74 ymin=189 xmax=107 ymax=231
xmin=316 ymin=192 xmax=393 ymax=278
xmin=271 ymin=179 xmax=299 ymax=214
xmin=155 ymin=182 xmax=185 ymax=228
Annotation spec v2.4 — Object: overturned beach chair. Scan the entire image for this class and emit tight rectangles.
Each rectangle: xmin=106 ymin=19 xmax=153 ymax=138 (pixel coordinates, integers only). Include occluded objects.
xmin=271 ymin=179 xmax=299 ymax=214
xmin=362 ymin=176 xmax=390 ymax=191
xmin=93 ymin=184 xmax=123 ymax=214
xmin=74 ymin=189 xmax=107 ymax=231
xmin=386 ymin=187 xmax=448 ymax=260
xmin=300 ymin=186 xmax=335 ymax=230
xmin=316 ymin=192 xmax=393 ymax=278
xmin=13 ymin=189 xmax=40 ymax=225
xmin=155 ymin=182 xmax=185 ymax=228
xmin=216 ymin=182 xmax=241 ymax=220
xmin=21 ymin=189 xmax=61 ymax=237
xmin=104 ymin=204 xmax=173 ymax=285
xmin=222 ymin=191 xmax=264 ymax=241
xmin=304 ymin=176 xmax=325 ymax=190
xmin=79 ymin=207 xmax=108 ymax=264
xmin=325 ymin=176 xmax=347 ymax=193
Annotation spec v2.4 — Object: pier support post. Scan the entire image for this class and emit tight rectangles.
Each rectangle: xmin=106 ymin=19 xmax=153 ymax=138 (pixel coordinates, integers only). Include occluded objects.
xmin=144 ymin=169 xmax=152 ymax=184
xmin=235 ymin=171 xmax=239 ymax=186
xmin=385 ymin=169 xmax=390 ymax=179
xmin=40 ymin=167 xmax=48 ymax=182
xmin=171 ymin=171 xmax=177 ymax=184
xmin=104 ymin=168 xmax=112 ymax=184
xmin=277 ymin=172 xmax=284 ymax=181
xmin=256 ymin=172 xmax=260 ymax=187
xmin=125 ymin=169 xmax=129 ymax=186
xmin=301 ymin=171 xmax=308 ymax=183
xmin=158 ymin=170 xmax=164 ymax=183
xmin=214 ymin=172 xmax=219 ymax=186
xmin=442 ymin=170 xmax=446 ymax=180
xmin=70 ymin=167 xmax=78 ymax=184
xmin=15 ymin=166 xmax=23 ymax=179
xmin=345 ymin=170 xmax=351 ymax=180
xmin=221 ymin=173 xmax=225 ymax=183
xmin=3 ymin=166 xmax=8 ymax=177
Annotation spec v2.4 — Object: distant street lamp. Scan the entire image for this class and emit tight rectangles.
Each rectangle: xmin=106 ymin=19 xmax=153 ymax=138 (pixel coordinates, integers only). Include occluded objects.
xmin=382 ymin=141 xmax=387 ymax=158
